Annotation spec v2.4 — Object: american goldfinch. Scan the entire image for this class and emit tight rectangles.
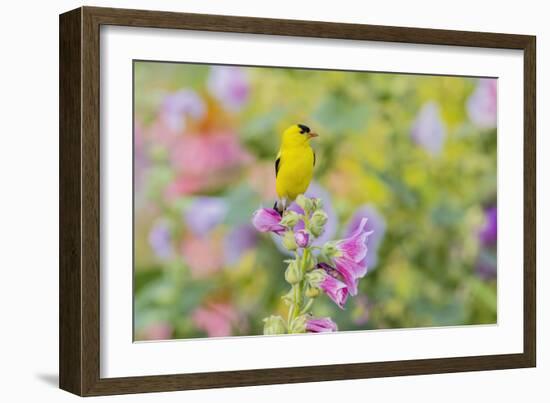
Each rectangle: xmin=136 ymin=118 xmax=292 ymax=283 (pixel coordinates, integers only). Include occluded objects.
xmin=274 ymin=124 xmax=319 ymax=213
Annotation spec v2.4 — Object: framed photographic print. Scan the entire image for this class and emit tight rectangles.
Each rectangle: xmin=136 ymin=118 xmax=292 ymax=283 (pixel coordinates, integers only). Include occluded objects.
xmin=59 ymin=6 xmax=536 ymax=396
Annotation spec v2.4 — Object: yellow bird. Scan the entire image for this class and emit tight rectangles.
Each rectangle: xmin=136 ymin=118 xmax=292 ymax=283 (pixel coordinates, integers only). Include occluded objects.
xmin=274 ymin=124 xmax=318 ymax=213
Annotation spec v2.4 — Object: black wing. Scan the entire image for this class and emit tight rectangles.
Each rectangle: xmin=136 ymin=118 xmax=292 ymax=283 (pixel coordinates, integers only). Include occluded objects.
xmin=275 ymin=156 xmax=281 ymax=178
xmin=313 ymin=151 xmax=316 ymax=167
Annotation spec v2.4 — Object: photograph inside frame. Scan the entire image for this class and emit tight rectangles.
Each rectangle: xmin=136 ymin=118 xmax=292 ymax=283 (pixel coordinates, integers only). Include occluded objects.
xmin=133 ymin=60 xmax=497 ymax=341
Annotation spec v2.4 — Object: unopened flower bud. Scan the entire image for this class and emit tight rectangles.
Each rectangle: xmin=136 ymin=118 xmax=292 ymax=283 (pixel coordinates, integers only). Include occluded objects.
xmin=289 ymin=315 xmax=307 ymax=333
xmin=263 ymin=315 xmax=286 ymax=335
xmin=312 ymin=198 xmax=323 ymax=211
xmin=321 ymin=241 xmax=338 ymax=259
xmin=280 ymin=210 xmax=301 ymax=228
xmin=285 ymin=260 xmax=302 ymax=284
xmin=306 ymin=269 xmax=327 ymax=288
xmin=305 ymin=286 xmax=320 ymax=298
xmin=296 ymin=194 xmax=313 ymax=214
xmin=309 ymin=210 xmax=328 ymax=237
xmin=301 ymin=250 xmax=316 ymax=272
xmin=282 ymin=230 xmax=297 ymax=251
xmin=294 ymin=230 xmax=310 ymax=248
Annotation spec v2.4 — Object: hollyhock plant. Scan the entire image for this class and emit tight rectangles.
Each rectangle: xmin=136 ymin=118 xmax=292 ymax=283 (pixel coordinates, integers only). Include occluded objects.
xmin=254 ymin=195 xmax=375 ymax=335
xmin=410 ymin=101 xmax=446 ymax=156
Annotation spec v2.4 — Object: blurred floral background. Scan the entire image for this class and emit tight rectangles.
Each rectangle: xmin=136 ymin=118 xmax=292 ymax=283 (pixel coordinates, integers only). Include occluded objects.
xmin=133 ymin=61 xmax=497 ymax=341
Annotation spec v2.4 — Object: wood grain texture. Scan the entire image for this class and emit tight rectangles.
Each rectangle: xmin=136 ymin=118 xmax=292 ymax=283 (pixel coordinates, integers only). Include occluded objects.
xmin=59 ymin=7 xmax=82 ymax=396
xmin=59 ymin=6 xmax=537 ymax=396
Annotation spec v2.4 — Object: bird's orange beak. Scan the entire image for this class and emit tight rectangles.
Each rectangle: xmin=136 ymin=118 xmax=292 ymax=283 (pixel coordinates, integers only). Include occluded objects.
xmin=307 ymin=132 xmax=319 ymax=139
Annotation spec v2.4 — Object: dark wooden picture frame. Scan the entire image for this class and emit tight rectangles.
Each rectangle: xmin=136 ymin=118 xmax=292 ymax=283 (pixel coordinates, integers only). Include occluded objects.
xmin=59 ymin=6 xmax=536 ymax=396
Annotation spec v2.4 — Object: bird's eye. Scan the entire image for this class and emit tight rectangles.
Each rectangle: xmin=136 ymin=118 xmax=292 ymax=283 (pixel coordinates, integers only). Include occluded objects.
xmin=298 ymin=124 xmax=310 ymax=134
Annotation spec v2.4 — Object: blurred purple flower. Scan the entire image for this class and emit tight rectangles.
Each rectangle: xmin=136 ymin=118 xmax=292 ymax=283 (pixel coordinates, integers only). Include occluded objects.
xmin=411 ymin=102 xmax=446 ymax=156
xmin=148 ymin=221 xmax=172 ymax=260
xmin=345 ymin=204 xmax=386 ymax=269
xmin=478 ymin=205 xmax=497 ymax=246
xmin=161 ymin=89 xmax=206 ymax=132
xmin=207 ymin=66 xmax=250 ymax=111
xmin=467 ymin=79 xmax=497 ymax=129
xmin=184 ymin=197 xmax=228 ymax=237
xmin=306 ymin=317 xmax=338 ymax=333
xmin=224 ymin=224 xmax=258 ymax=265
xmin=252 ymin=208 xmax=285 ymax=234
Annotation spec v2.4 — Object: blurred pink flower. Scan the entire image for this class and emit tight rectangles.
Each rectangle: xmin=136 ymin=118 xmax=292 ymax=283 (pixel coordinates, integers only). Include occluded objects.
xmin=306 ymin=317 xmax=338 ymax=333
xmin=166 ymin=132 xmax=251 ymax=197
xmin=141 ymin=322 xmax=173 ymax=341
xmin=411 ymin=102 xmax=446 ymax=156
xmin=467 ymin=79 xmax=497 ymax=129
xmin=181 ymin=235 xmax=223 ymax=278
xmin=192 ymin=303 xmax=239 ymax=337
xmin=207 ymin=66 xmax=250 ymax=111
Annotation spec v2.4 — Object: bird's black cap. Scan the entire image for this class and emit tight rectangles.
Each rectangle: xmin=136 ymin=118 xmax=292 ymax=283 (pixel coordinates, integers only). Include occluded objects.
xmin=298 ymin=124 xmax=311 ymax=134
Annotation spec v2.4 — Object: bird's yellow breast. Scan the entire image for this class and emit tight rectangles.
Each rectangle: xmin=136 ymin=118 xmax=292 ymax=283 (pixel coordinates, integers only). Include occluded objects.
xmin=275 ymin=145 xmax=314 ymax=201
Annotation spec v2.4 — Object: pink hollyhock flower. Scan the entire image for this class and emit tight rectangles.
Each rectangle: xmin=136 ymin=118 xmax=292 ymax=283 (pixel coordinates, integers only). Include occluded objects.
xmin=410 ymin=102 xmax=446 ymax=156
xmin=192 ymin=303 xmax=239 ymax=337
xmin=324 ymin=218 xmax=373 ymax=295
xmin=317 ymin=264 xmax=349 ymax=309
xmin=306 ymin=317 xmax=338 ymax=333
xmin=252 ymin=208 xmax=285 ymax=234
xmin=294 ymin=230 xmax=310 ymax=248
xmin=467 ymin=78 xmax=497 ymax=129
xmin=344 ymin=204 xmax=386 ymax=270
